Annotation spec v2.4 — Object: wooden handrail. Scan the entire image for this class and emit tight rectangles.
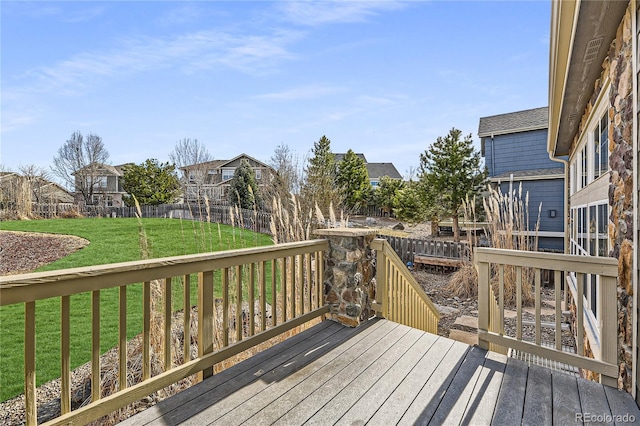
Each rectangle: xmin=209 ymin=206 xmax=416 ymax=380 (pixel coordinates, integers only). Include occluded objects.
xmin=476 ymin=247 xmax=618 ymax=387
xmin=0 ymin=239 xmax=329 ymax=426
xmin=370 ymin=238 xmax=439 ymax=334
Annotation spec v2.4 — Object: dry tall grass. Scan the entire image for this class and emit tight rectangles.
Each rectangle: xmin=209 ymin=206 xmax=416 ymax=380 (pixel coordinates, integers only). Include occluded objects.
xmin=446 ymin=185 xmax=540 ymax=306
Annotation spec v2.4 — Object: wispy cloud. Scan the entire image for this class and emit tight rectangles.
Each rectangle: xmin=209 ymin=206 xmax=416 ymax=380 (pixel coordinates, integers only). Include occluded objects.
xmin=278 ymin=0 xmax=406 ymax=26
xmin=254 ymin=84 xmax=346 ymax=101
xmin=17 ymin=28 xmax=301 ymax=96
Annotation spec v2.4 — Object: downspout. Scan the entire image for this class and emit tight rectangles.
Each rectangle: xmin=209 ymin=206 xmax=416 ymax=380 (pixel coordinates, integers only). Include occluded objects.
xmin=548 ymin=153 xmax=569 ymax=254
xmin=491 ymin=133 xmax=496 ymax=176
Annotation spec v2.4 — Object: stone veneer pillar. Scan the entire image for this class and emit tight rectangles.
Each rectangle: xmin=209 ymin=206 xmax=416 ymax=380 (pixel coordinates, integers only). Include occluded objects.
xmin=314 ymin=228 xmax=378 ymax=327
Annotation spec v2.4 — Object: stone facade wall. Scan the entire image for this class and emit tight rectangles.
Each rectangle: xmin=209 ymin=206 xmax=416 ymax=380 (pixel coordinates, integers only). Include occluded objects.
xmin=315 ymin=228 xmax=377 ymax=327
xmin=569 ymin=4 xmax=635 ymax=392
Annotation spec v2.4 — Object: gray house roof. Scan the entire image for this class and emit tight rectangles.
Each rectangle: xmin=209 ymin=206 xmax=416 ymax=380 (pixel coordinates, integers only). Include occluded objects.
xmin=478 ymin=107 xmax=549 ymax=137
xmin=366 ymin=163 xmax=402 ymax=180
xmin=334 ymin=153 xmax=367 ymax=163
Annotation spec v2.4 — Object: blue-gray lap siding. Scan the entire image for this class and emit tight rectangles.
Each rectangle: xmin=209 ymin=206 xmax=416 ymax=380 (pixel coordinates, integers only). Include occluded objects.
xmin=497 ymin=179 xmax=564 ymax=251
xmin=483 ymin=129 xmax=555 ymax=177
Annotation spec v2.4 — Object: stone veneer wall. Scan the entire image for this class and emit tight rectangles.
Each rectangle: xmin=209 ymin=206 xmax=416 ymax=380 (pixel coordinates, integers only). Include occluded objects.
xmin=314 ymin=228 xmax=378 ymax=327
xmin=569 ymin=4 xmax=635 ymax=392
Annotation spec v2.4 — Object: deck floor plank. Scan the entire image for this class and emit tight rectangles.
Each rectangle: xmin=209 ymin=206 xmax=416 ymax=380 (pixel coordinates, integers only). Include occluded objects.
xmin=303 ymin=326 xmax=426 ymax=426
xmin=117 ymin=319 xmax=340 ymax=426
xmin=367 ymin=336 xmax=455 ymax=425
xmin=603 ymin=386 xmax=640 ymax=424
xmin=428 ymin=345 xmax=489 ymax=425
xmin=335 ymin=331 xmax=439 ymax=425
xmin=460 ymin=350 xmax=507 ymax=425
xmin=522 ymin=364 xmax=553 ymax=426
xmin=552 ymin=370 xmax=582 ymax=425
xmin=397 ymin=339 xmax=470 ymax=425
xmin=215 ymin=319 xmax=403 ymax=426
xmin=491 ymin=357 xmax=529 ymax=425
xmin=121 ymin=319 xmax=640 ymax=426
xmin=577 ymin=377 xmax=613 ymax=424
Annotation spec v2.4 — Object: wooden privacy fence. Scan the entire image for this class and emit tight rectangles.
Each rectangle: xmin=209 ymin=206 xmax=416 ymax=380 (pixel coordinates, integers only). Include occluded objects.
xmin=0 ymin=240 xmax=328 ymax=426
xmin=476 ymin=248 xmax=618 ymax=387
xmin=30 ymin=202 xmax=273 ymax=235
xmin=379 ymin=235 xmax=470 ymax=267
xmin=370 ymin=238 xmax=440 ymax=334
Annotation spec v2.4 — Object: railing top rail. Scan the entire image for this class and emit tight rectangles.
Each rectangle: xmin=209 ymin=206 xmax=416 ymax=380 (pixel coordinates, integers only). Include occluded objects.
xmin=0 ymin=239 xmax=328 ymax=306
xmin=475 ymin=247 xmax=618 ymax=277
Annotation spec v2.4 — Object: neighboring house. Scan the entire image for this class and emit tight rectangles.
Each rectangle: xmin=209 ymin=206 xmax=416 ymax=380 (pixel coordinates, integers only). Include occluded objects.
xmin=73 ymin=163 xmax=128 ymax=207
xmin=0 ymin=172 xmax=74 ymax=205
xmin=181 ymin=153 xmax=275 ymax=202
xmin=333 ymin=153 xmax=403 ymax=187
xmin=549 ymin=0 xmax=638 ymax=399
xmin=478 ymin=107 xmax=565 ymax=251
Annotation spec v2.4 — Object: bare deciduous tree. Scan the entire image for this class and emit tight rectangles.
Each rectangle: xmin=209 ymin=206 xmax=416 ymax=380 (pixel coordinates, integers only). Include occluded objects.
xmin=169 ymin=138 xmax=212 ymax=202
xmin=18 ymin=164 xmax=51 ymax=204
xmin=51 ymin=131 xmax=109 ymax=205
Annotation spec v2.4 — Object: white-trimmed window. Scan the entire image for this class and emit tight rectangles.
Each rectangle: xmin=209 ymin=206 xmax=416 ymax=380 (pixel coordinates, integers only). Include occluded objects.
xmin=570 ymin=201 xmax=609 ymax=322
xmin=222 ymin=169 xmax=235 ymax=180
xmin=593 ymin=112 xmax=609 ymax=179
xmin=255 ymin=169 xmax=262 ymax=180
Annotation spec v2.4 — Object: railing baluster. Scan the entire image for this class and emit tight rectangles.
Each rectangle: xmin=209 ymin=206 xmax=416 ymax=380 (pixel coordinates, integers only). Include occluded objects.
xmin=198 ymin=271 xmax=214 ymax=380
xmin=499 ymin=265 xmax=504 ymax=335
xmin=183 ymin=274 xmax=191 ymax=363
xmin=577 ymin=272 xmax=584 ymax=356
xmin=249 ymin=263 xmax=255 ymax=337
xmin=290 ymin=256 xmax=296 ymax=318
xmin=535 ymin=269 xmax=541 ymax=346
xmin=25 ymin=301 xmax=36 ymax=426
xmin=298 ymin=254 xmax=304 ymax=316
xmin=143 ymin=281 xmax=151 ymax=380
xmin=260 ymin=261 xmax=266 ymax=332
xmin=271 ymin=260 xmax=277 ymax=326
xmin=164 ymin=277 xmax=172 ymax=370
xmin=236 ymin=266 xmax=243 ymax=341
xmin=282 ymin=258 xmax=288 ymax=322
xmin=222 ymin=268 xmax=229 ymax=347
xmin=61 ymin=295 xmax=71 ymax=413
xmin=118 ymin=286 xmax=127 ymax=390
xmin=516 ymin=266 xmax=522 ymax=340
xmin=92 ymin=290 xmax=101 ymax=402
xmin=477 ymin=259 xmax=490 ymax=351
xmin=306 ymin=253 xmax=312 ymax=313
xmin=555 ymin=270 xmax=562 ymax=351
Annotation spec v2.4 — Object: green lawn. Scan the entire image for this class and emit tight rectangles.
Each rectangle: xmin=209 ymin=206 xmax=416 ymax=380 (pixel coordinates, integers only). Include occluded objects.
xmin=0 ymin=217 xmax=273 ymax=402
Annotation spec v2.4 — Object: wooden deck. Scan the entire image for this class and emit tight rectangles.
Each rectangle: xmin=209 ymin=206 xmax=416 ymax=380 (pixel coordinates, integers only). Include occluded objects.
xmin=122 ymin=319 xmax=640 ymax=425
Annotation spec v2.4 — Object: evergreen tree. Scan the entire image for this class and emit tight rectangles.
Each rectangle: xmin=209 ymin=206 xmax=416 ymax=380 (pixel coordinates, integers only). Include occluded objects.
xmin=336 ymin=149 xmax=370 ymax=211
xmin=228 ymin=159 xmax=261 ymax=209
xmin=419 ymin=128 xmax=486 ymax=241
xmin=122 ymin=159 xmax=180 ymax=206
xmin=374 ymin=175 xmax=404 ymax=216
xmin=301 ymin=135 xmax=339 ymax=215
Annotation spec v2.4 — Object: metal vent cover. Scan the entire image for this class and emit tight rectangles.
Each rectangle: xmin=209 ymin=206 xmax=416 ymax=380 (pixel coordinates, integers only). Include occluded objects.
xmin=584 ymin=37 xmax=604 ymax=62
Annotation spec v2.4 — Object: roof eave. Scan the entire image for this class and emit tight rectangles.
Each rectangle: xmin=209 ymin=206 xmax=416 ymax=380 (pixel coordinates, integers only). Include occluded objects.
xmin=548 ymin=0 xmax=629 ymax=157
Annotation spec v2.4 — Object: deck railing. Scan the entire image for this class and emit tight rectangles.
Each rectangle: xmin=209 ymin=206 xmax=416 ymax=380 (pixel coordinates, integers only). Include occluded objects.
xmin=0 ymin=239 xmax=328 ymax=426
xmin=370 ymin=238 xmax=440 ymax=334
xmin=476 ymin=247 xmax=618 ymax=387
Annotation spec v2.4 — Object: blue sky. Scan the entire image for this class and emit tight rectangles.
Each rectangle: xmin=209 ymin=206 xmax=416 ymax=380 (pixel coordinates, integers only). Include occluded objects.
xmin=1 ymin=0 xmax=550 ymax=183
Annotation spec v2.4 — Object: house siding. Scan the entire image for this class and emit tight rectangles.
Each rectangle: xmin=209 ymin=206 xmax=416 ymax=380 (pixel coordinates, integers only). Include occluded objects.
xmin=483 ymin=128 xmax=555 ymax=177
xmin=481 ymin=118 xmax=564 ymax=251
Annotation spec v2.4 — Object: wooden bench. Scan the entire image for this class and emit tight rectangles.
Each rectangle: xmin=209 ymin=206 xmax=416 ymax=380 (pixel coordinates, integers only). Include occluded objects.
xmin=413 ymin=254 xmax=464 ymax=268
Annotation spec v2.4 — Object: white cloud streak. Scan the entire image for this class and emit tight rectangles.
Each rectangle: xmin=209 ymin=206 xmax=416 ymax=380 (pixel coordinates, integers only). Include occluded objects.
xmin=278 ymin=0 xmax=406 ymax=26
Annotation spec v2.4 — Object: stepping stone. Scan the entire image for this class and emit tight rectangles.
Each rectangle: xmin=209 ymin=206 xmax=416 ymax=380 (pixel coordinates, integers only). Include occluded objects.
xmin=448 ymin=329 xmax=478 ymax=345
xmin=453 ymin=315 xmax=478 ymax=328
xmin=523 ymin=306 xmax=555 ymax=316
xmin=470 ymin=309 xmax=517 ymax=319
xmin=434 ymin=304 xmax=460 ymax=317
